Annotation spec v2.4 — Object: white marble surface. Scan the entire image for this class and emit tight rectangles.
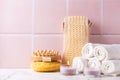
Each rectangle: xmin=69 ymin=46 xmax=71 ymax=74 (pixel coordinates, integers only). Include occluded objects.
xmin=0 ymin=69 xmax=120 ymax=80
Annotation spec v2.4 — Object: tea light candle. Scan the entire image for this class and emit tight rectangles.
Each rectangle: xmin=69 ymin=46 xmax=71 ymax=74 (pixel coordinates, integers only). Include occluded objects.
xmin=84 ymin=68 xmax=100 ymax=77
xmin=60 ymin=61 xmax=76 ymax=75
xmin=60 ymin=65 xmax=76 ymax=75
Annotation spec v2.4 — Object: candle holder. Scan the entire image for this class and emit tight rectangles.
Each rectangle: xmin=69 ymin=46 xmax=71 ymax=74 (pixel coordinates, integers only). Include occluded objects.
xmin=83 ymin=67 xmax=100 ymax=77
xmin=60 ymin=64 xmax=76 ymax=75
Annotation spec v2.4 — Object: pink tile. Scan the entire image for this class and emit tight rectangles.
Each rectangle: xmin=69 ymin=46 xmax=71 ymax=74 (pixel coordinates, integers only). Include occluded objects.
xmin=0 ymin=36 xmax=32 ymax=68
xmin=102 ymin=0 xmax=120 ymax=34
xmin=69 ymin=0 xmax=101 ymax=35
xmin=90 ymin=35 xmax=120 ymax=44
xmin=34 ymin=35 xmax=63 ymax=53
xmin=0 ymin=0 xmax=32 ymax=34
xmin=34 ymin=0 xmax=66 ymax=34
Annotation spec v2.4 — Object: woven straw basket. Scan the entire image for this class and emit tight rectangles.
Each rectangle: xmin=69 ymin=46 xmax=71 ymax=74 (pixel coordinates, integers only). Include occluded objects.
xmin=62 ymin=16 xmax=92 ymax=65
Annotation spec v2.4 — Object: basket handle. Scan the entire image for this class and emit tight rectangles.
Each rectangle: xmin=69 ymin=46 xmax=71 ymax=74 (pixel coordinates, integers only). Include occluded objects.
xmin=62 ymin=20 xmax=92 ymax=30
xmin=88 ymin=20 xmax=92 ymax=27
xmin=62 ymin=21 xmax=65 ymax=31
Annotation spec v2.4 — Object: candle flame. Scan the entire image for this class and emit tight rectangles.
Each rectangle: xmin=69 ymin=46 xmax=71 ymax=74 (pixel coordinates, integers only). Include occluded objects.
xmin=67 ymin=61 xmax=70 ymax=65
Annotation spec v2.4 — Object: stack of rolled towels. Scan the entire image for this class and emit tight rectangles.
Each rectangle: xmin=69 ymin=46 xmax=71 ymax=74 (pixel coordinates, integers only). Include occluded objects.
xmin=72 ymin=43 xmax=120 ymax=76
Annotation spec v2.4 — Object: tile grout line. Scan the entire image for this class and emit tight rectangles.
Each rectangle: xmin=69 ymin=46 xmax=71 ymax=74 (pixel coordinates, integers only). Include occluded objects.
xmin=66 ymin=0 xmax=69 ymax=16
xmin=0 ymin=34 xmax=120 ymax=36
xmin=32 ymin=0 xmax=35 ymax=53
xmin=100 ymin=0 xmax=103 ymax=35
xmin=91 ymin=34 xmax=120 ymax=36
xmin=34 ymin=34 xmax=63 ymax=37
xmin=0 ymin=34 xmax=32 ymax=36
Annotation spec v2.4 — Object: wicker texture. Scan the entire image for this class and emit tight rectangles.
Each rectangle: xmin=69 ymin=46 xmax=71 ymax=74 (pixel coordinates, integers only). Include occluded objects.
xmin=62 ymin=16 xmax=92 ymax=65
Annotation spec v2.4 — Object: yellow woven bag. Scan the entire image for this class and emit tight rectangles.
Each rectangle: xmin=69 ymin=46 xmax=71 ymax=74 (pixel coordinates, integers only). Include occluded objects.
xmin=62 ymin=16 xmax=92 ymax=65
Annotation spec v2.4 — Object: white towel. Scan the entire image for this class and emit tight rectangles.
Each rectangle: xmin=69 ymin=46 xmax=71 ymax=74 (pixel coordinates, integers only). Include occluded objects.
xmin=88 ymin=57 xmax=101 ymax=69
xmin=101 ymin=60 xmax=120 ymax=75
xmin=72 ymin=57 xmax=87 ymax=73
xmin=82 ymin=43 xmax=99 ymax=59
xmin=94 ymin=44 xmax=120 ymax=61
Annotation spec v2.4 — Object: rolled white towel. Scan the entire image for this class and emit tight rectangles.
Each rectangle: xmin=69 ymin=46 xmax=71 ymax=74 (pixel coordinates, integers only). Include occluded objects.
xmin=101 ymin=60 xmax=120 ymax=75
xmin=72 ymin=57 xmax=88 ymax=73
xmin=94 ymin=44 xmax=120 ymax=61
xmin=88 ymin=57 xmax=101 ymax=69
xmin=82 ymin=43 xmax=99 ymax=59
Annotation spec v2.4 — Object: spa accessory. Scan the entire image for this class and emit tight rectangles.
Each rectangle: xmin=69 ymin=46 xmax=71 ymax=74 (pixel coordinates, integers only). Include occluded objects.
xmin=101 ymin=60 xmax=120 ymax=75
xmin=72 ymin=57 xmax=87 ymax=73
xmin=62 ymin=16 xmax=92 ymax=65
xmin=94 ymin=44 xmax=120 ymax=61
xmin=31 ymin=50 xmax=61 ymax=72
xmin=32 ymin=50 xmax=61 ymax=62
xmin=60 ymin=65 xmax=76 ymax=75
xmin=88 ymin=57 xmax=101 ymax=69
xmin=82 ymin=43 xmax=100 ymax=59
xmin=84 ymin=67 xmax=100 ymax=77
xmin=60 ymin=61 xmax=76 ymax=75
xmin=31 ymin=62 xmax=60 ymax=72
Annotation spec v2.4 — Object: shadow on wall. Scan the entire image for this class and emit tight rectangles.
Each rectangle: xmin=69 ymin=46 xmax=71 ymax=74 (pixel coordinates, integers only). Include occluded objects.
xmin=90 ymin=21 xmax=101 ymax=35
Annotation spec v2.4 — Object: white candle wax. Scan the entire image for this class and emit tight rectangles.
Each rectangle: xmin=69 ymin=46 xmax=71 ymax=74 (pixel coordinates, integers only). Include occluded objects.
xmin=60 ymin=65 xmax=76 ymax=75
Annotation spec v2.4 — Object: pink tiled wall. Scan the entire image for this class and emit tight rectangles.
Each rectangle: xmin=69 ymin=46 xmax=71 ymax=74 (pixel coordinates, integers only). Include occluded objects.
xmin=0 ymin=0 xmax=120 ymax=68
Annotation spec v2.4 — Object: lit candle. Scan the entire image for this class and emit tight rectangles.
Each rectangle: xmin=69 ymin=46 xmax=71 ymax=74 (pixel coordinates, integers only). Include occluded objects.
xmin=60 ymin=61 xmax=76 ymax=75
